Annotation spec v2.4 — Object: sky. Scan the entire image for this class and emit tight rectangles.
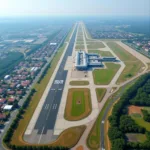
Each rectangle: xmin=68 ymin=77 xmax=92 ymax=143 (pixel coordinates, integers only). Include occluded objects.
xmin=0 ymin=0 xmax=149 ymax=17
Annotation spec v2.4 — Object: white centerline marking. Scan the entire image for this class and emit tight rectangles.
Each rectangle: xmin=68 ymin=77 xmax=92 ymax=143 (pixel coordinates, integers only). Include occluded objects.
xmin=38 ymin=126 xmax=45 ymax=144
xmin=46 ymin=97 xmax=56 ymax=120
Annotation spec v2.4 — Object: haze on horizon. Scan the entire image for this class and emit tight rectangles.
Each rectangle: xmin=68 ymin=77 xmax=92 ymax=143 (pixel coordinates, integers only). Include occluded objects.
xmin=0 ymin=0 xmax=149 ymax=17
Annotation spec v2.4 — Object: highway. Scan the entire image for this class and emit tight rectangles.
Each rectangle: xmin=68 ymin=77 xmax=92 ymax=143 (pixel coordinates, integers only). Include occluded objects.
xmin=34 ymin=25 xmax=78 ymax=134
xmin=100 ymin=80 xmax=136 ymax=150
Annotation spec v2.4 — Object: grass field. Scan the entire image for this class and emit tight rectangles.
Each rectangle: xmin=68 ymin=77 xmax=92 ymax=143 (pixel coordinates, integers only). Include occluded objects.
xmin=99 ymin=51 xmax=113 ymax=57
xmin=147 ymin=63 xmax=150 ymax=70
xmin=70 ymin=81 xmax=89 ymax=86
xmin=126 ymin=133 xmax=147 ymax=143
xmin=107 ymin=42 xmax=144 ymax=83
xmin=96 ymin=88 xmax=107 ymax=102
xmin=88 ymin=50 xmax=100 ymax=54
xmin=93 ymin=63 xmax=120 ymax=85
xmin=130 ymin=113 xmax=142 ymax=118
xmin=75 ymin=44 xmax=85 ymax=50
xmin=87 ymin=42 xmax=105 ymax=49
xmin=72 ymin=91 xmax=85 ymax=116
xmin=64 ymin=88 xmax=92 ymax=121
xmin=88 ymin=50 xmax=113 ymax=57
xmin=144 ymin=107 xmax=150 ymax=113
xmin=77 ymin=36 xmax=84 ymax=41
xmin=132 ymin=116 xmax=150 ymax=131
xmin=76 ymin=41 xmax=84 ymax=44
xmin=65 ymin=26 xmax=75 ymax=42
xmin=51 ymin=125 xmax=86 ymax=148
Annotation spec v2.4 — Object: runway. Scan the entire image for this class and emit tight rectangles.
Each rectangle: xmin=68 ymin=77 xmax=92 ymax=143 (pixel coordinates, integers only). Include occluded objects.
xmin=34 ymin=24 xmax=78 ymax=134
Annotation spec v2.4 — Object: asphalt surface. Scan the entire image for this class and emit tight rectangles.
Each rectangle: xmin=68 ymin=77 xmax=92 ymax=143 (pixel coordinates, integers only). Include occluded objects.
xmin=100 ymin=80 xmax=136 ymax=150
xmin=34 ymin=25 xmax=77 ymax=134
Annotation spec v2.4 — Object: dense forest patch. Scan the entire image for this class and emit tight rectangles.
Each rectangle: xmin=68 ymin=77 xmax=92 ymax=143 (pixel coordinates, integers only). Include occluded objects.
xmin=108 ymin=73 xmax=150 ymax=150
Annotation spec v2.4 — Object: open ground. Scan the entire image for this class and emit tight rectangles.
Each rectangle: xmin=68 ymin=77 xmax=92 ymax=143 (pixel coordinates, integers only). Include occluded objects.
xmin=64 ymin=88 xmax=92 ymax=121
xmin=107 ymin=42 xmax=145 ymax=83
xmin=93 ymin=63 xmax=121 ymax=85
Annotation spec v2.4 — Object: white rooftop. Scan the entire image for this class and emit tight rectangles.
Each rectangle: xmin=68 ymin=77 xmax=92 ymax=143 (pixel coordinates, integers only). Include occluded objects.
xmin=3 ymin=105 xmax=13 ymax=110
xmin=4 ymin=75 xmax=10 ymax=79
xmin=50 ymin=43 xmax=57 ymax=45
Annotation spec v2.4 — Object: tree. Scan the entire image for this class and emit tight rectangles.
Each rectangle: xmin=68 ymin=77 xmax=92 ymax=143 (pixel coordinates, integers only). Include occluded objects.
xmin=111 ymin=138 xmax=125 ymax=150
xmin=108 ymin=127 xmax=123 ymax=140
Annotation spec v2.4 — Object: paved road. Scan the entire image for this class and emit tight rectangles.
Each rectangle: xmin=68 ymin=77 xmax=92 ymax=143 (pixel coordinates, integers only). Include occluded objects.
xmin=34 ymin=25 xmax=77 ymax=134
xmin=100 ymin=80 xmax=136 ymax=150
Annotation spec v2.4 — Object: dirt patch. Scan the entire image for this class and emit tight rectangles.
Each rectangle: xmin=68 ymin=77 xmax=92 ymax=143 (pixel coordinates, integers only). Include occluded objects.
xmin=126 ymin=134 xmax=137 ymax=142
xmin=77 ymin=100 xmax=81 ymax=105
xmin=76 ymin=145 xmax=84 ymax=150
xmin=128 ymin=105 xmax=143 ymax=115
xmin=104 ymin=100 xmax=119 ymax=150
xmin=126 ymin=133 xmax=146 ymax=143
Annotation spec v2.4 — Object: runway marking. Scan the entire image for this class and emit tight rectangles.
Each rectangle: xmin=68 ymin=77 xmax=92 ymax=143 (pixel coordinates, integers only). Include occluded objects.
xmin=54 ymin=80 xmax=64 ymax=84
xmin=46 ymin=96 xmax=56 ymax=120
xmin=58 ymin=88 xmax=62 ymax=90
xmin=53 ymin=104 xmax=57 ymax=109
xmin=38 ymin=126 xmax=45 ymax=144
xmin=44 ymin=104 xmax=49 ymax=110
xmin=51 ymin=89 xmax=55 ymax=91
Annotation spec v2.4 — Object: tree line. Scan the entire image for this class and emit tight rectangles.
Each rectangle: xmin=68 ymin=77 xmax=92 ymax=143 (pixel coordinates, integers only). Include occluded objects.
xmin=38 ymin=62 xmax=51 ymax=84
xmin=130 ymin=79 xmax=150 ymax=106
xmin=108 ymin=73 xmax=150 ymax=150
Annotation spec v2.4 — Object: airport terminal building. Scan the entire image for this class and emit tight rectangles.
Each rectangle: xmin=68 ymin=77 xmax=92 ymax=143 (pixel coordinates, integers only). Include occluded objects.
xmin=75 ymin=50 xmax=117 ymax=70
